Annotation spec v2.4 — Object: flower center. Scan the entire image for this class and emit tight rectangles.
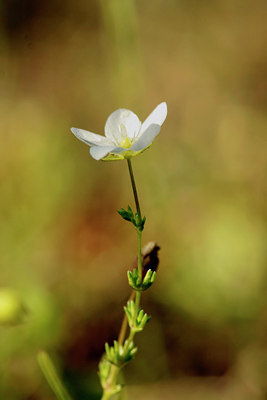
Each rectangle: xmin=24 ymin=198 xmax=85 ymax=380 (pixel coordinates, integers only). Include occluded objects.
xmin=120 ymin=136 xmax=132 ymax=148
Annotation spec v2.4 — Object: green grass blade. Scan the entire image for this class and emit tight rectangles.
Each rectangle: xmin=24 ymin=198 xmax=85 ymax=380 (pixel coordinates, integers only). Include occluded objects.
xmin=38 ymin=351 xmax=73 ymax=400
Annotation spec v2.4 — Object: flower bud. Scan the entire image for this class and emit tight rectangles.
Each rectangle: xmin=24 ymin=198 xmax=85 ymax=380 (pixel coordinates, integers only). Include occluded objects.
xmin=0 ymin=288 xmax=27 ymax=326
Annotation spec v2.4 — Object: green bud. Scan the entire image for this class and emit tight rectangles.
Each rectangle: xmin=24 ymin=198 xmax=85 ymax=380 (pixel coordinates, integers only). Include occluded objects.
xmin=0 ymin=288 xmax=27 ymax=326
xmin=142 ymin=269 xmax=157 ymax=289
xmin=105 ymin=339 xmax=137 ymax=367
xmin=127 ymin=268 xmax=157 ymax=291
xmin=98 ymin=356 xmax=122 ymax=395
xmin=124 ymin=300 xmax=151 ymax=333
xmin=98 ymin=357 xmax=111 ymax=388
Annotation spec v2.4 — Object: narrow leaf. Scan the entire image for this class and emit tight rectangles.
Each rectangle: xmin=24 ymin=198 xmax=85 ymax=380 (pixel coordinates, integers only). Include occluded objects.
xmin=38 ymin=351 xmax=73 ymax=400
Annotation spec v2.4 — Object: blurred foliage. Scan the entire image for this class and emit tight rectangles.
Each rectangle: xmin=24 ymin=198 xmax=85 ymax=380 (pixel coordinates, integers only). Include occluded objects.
xmin=0 ymin=0 xmax=267 ymax=399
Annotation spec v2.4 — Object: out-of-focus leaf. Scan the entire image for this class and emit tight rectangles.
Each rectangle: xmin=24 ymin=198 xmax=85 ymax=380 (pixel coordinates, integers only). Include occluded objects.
xmin=38 ymin=351 xmax=73 ymax=400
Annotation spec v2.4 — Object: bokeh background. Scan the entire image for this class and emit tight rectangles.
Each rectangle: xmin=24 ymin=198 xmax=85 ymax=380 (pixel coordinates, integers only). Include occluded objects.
xmin=0 ymin=0 xmax=267 ymax=399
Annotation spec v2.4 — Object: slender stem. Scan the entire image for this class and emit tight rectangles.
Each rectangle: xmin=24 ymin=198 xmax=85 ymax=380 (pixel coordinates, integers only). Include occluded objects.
xmin=135 ymin=291 xmax=141 ymax=313
xmin=137 ymin=229 xmax=142 ymax=279
xmin=127 ymin=158 xmax=141 ymax=218
xmin=101 ymin=159 xmax=144 ymax=400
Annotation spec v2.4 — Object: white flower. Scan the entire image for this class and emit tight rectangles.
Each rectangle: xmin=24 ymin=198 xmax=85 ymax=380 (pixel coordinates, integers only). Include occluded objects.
xmin=71 ymin=102 xmax=167 ymax=161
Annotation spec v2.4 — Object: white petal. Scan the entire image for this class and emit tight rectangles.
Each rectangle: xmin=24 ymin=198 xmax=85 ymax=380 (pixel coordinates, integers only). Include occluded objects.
xmin=90 ymin=146 xmax=116 ymax=160
xmin=90 ymin=145 xmax=124 ymax=160
xmin=71 ymin=127 xmax=112 ymax=146
xmin=140 ymin=102 xmax=167 ymax=136
xmin=105 ymin=109 xmax=141 ymax=144
xmin=130 ymin=124 xmax=160 ymax=152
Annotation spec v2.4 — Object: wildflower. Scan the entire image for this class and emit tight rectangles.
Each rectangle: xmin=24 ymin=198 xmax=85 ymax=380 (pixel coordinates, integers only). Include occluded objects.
xmin=71 ymin=102 xmax=167 ymax=160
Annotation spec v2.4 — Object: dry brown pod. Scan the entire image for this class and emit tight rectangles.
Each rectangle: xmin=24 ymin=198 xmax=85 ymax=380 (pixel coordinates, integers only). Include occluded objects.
xmin=131 ymin=241 xmax=160 ymax=278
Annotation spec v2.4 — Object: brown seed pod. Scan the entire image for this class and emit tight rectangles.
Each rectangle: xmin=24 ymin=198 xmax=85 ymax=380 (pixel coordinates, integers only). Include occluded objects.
xmin=131 ymin=241 xmax=160 ymax=278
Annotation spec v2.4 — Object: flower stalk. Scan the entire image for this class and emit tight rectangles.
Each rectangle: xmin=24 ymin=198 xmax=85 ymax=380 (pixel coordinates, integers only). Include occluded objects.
xmin=127 ymin=159 xmax=141 ymax=218
xmin=99 ymin=159 xmax=154 ymax=400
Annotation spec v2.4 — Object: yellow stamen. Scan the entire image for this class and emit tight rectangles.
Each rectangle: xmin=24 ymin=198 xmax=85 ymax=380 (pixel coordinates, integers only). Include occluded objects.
xmin=120 ymin=137 xmax=132 ymax=149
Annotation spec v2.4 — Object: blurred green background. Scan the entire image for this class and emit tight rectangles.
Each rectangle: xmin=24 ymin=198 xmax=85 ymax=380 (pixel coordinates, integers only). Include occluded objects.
xmin=0 ymin=0 xmax=267 ymax=399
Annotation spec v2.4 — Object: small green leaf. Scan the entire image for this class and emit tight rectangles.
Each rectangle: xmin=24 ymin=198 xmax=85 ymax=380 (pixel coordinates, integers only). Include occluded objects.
xmin=118 ymin=208 xmax=146 ymax=231
xmin=118 ymin=207 xmax=132 ymax=222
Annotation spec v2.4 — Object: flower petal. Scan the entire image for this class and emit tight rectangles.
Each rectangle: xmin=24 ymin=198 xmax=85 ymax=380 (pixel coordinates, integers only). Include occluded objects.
xmin=90 ymin=145 xmax=124 ymax=160
xmin=71 ymin=127 xmax=112 ymax=146
xmin=130 ymin=124 xmax=160 ymax=152
xmin=105 ymin=109 xmax=141 ymax=143
xmin=139 ymin=102 xmax=167 ymax=136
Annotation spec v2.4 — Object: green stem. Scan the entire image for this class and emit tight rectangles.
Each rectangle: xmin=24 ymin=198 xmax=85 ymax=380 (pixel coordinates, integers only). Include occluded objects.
xmin=127 ymin=158 xmax=143 ymax=280
xmin=119 ymin=167 xmax=144 ymax=354
xmin=137 ymin=229 xmax=142 ymax=280
xmin=101 ymin=159 xmax=143 ymax=400
xmin=127 ymin=158 xmax=141 ymax=218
